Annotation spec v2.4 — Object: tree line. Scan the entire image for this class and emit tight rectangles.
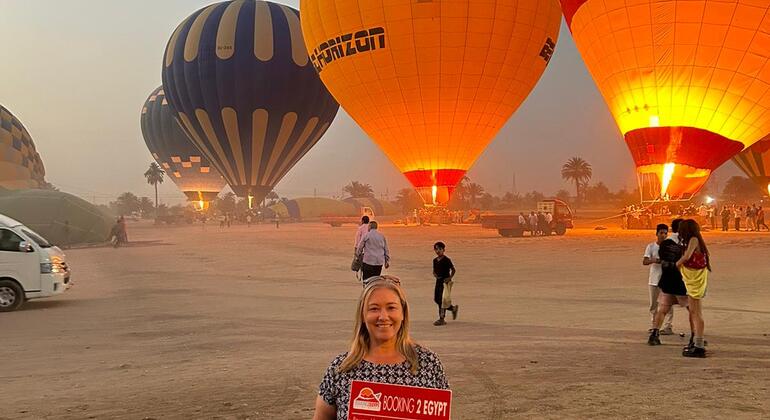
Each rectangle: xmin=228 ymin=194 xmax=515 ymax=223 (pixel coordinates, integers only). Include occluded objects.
xmin=118 ymin=160 xmax=766 ymax=217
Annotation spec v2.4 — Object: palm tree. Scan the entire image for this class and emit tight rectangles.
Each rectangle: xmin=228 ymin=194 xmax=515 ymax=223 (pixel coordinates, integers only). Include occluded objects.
xmin=466 ymin=183 xmax=485 ymax=207
xmin=561 ymin=157 xmax=592 ymax=203
xmin=144 ymin=162 xmax=165 ymax=216
xmin=343 ymin=181 xmax=375 ymax=198
xmin=395 ymin=188 xmax=422 ymax=213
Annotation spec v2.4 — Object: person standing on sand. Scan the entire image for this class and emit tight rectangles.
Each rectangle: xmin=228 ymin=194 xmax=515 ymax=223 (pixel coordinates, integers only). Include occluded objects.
xmin=356 ymin=221 xmax=389 ymax=281
xmin=352 ymin=216 xmax=371 ymax=282
xmin=643 ymin=224 xmax=674 ymax=335
xmin=720 ymin=206 xmax=730 ymax=231
xmin=529 ymin=212 xmax=538 ymax=236
xmin=677 ymin=219 xmax=711 ymax=358
xmin=432 ymin=241 xmax=457 ymax=326
xmin=757 ymin=206 xmax=768 ymax=231
xmin=312 ymin=276 xmax=449 ymax=420
xmin=353 ymin=216 xmax=370 ymax=251
xmin=649 ymin=218 xmax=692 ymax=347
xmin=118 ymin=216 xmax=128 ymax=245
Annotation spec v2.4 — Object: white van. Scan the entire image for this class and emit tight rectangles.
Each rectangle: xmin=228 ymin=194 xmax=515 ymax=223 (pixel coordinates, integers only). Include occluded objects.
xmin=0 ymin=214 xmax=71 ymax=312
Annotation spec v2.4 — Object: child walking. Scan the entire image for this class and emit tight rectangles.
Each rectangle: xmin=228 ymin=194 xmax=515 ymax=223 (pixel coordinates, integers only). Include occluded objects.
xmin=433 ymin=241 xmax=458 ymax=326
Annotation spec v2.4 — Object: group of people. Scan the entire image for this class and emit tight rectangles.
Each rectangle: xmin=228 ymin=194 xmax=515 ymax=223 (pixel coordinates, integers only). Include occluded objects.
xmin=353 ymin=216 xmax=459 ymax=327
xmin=517 ymin=211 xmax=553 ymax=236
xmin=408 ymin=207 xmax=466 ymax=225
xmin=643 ymin=218 xmax=711 ymax=357
xmin=719 ymin=204 xmax=768 ymax=231
xmin=309 ymin=214 xmax=720 ymax=419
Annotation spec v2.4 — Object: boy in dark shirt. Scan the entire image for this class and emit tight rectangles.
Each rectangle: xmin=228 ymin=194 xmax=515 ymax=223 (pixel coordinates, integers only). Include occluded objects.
xmin=433 ymin=241 xmax=457 ymax=326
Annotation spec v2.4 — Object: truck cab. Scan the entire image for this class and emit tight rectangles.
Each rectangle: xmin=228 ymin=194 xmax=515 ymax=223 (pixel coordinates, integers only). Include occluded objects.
xmin=537 ymin=199 xmax=574 ymax=234
xmin=0 ymin=214 xmax=71 ymax=312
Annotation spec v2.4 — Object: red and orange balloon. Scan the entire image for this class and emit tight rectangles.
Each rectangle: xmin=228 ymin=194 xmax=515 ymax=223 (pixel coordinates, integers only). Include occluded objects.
xmin=561 ymin=0 xmax=770 ymax=201
xmin=301 ymin=0 xmax=562 ymax=205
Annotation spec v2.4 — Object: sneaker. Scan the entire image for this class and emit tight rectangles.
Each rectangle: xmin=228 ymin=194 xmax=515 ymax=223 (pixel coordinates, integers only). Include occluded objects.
xmin=660 ymin=327 xmax=674 ymax=335
xmin=451 ymin=305 xmax=459 ymax=320
xmin=433 ymin=319 xmax=446 ymax=326
xmin=682 ymin=346 xmax=706 ymax=358
xmin=647 ymin=331 xmax=661 ymax=346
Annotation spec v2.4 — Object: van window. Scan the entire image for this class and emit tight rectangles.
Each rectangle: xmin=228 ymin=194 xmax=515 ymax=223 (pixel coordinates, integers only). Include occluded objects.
xmin=21 ymin=228 xmax=52 ymax=248
xmin=0 ymin=228 xmax=24 ymax=252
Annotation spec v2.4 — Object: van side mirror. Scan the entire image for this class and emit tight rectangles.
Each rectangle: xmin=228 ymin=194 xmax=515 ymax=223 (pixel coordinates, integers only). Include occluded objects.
xmin=18 ymin=241 xmax=34 ymax=253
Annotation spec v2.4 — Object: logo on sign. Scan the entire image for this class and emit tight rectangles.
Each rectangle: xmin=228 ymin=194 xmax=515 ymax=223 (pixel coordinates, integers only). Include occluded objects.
xmin=352 ymin=387 xmax=382 ymax=412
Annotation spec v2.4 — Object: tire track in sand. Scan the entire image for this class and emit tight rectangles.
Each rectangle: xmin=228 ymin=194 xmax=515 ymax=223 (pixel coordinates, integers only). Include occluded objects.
xmin=463 ymin=360 xmax=504 ymax=420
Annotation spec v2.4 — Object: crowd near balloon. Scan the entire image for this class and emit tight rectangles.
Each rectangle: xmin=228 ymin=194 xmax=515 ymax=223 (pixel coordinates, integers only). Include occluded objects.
xmin=1 ymin=0 xmax=769 ymax=233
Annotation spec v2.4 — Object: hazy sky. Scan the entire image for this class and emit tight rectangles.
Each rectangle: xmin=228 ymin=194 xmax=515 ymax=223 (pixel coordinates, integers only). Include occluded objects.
xmin=0 ymin=0 xmax=740 ymax=205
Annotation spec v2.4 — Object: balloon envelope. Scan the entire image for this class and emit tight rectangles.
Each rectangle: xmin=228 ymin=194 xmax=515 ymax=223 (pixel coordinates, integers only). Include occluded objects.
xmin=732 ymin=134 xmax=770 ymax=196
xmin=141 ymin=86 xmax=226 ymax=204
xmin=0 ymin=105 xmax=45 ymax=190
xmin=162 ymin=0 xmax=339 ymax=204
xmin=300 ymin=0 xmax=562 ymax=205
xmin=561 ymin=0 xmax=770 ymax=201
xmin=0 ymin=189 xmax=111 ymax=246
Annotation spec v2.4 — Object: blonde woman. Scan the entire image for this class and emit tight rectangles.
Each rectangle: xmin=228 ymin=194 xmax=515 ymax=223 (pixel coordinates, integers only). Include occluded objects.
xmin=313 ymin=275 xmax=449 ymax=420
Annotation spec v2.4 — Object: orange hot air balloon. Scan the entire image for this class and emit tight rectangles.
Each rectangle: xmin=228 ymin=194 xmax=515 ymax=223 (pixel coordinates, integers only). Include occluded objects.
xmin=732 ymin=134 xmax=770 ymax=196
xmin=300 ymin=0 xmax=562 ymax=205
xmin=561 ymin=0 xmax=770 ymax=201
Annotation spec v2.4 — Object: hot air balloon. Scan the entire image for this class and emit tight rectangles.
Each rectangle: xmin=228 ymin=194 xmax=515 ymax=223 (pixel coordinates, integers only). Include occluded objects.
xmin=561 ymin=0 xmax=770 ymax=201
xmin=0 ymin=105 xmax=46 ymax=190
xmin=141 ymin=87 xmax=226 ymax=210
xmin=300 ymin=0 xmax=562 ymax=205
xmin=162 ymin=0 xmax=339 ymax=207
xmin=732 ymin=134 xmax=770 ymax=196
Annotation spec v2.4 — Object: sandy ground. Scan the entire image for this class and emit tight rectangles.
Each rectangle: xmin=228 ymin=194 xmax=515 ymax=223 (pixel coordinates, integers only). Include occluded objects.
xmin=1 ymin=220 xmax=769 ymax=419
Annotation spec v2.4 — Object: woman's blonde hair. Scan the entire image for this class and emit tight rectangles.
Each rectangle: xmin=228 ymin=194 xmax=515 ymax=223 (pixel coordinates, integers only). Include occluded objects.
xmin=339 ymin=275 xmax=419 ymax=374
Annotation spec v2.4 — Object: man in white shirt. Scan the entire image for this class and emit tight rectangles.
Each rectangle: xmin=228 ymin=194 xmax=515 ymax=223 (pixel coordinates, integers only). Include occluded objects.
xmin=644 ymin=223 xmax=674 ymax=334
xmin=353 ymin=215 xmax=370 ymax=251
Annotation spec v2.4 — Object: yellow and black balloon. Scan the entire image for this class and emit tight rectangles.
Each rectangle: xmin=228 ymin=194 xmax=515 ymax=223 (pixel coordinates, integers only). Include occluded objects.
xmin=162 ymin=0 xmax=339 ymax=205
xmin=0 ymin=104 xmax=45 ymax=190
xmin=732 ymin=134 xmax=770 ymax=197
xmin=300 ymin=0 xmax=562 ymax=206
xmin=561 ymin=0 xmax=770 ymax=201
xmin=141 ymin=87 xmax=226 ymax=210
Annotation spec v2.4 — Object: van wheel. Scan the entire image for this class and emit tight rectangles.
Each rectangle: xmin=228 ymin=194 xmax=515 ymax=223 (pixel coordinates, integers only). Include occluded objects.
xmin=555 ymin=223 xmax=567 ymax=236
xmin=0 ymin=280 xmax=25 ymax=312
